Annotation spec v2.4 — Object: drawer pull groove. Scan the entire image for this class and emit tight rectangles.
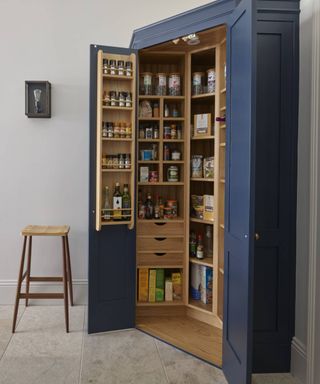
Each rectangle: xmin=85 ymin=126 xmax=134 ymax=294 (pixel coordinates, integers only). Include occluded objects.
xmin=155 ymin=223 xmax=166 ymax=226
xmin=154 ymin=252 xmax=166 ymax=256
xmin=155 ymin=237 xmax=166 ymax=241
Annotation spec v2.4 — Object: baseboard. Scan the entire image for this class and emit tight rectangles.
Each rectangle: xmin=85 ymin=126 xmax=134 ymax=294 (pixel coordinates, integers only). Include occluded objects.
xmin=0 ymin=279 xmax=88 ymax=305
xmin=291 ymin=337 xmax=307 ymax=384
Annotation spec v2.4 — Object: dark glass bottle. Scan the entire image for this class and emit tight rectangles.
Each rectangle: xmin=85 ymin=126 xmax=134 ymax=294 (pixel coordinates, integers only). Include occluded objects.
xmin=190 ymin=231 xmax=197 ymax=258
xmin=122 ymin=184 xmax=131 ymax=221
xmin=145 ymin=193 xmax=154 ymax=219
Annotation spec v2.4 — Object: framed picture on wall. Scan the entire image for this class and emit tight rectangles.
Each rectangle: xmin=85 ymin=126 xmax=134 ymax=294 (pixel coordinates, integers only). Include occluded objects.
xmin=25 ymin=81 xmax=51 ymax=118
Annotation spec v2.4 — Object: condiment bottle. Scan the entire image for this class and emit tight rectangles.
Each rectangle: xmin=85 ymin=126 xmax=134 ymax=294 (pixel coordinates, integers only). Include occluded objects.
xmin=164 ymin=103 xmax=170 ymax=117
xmin=125 ymin=154 xmax=131 ymax=169
xmin=190 ymin=231 xmax=197 ymax=257
xmin=145 ymin=193 xmax=154 ymax=219
xmin=196 ymin=234 xmax=204 ymax=259
xmin=102 ymin=122 xmax=108 ymax=137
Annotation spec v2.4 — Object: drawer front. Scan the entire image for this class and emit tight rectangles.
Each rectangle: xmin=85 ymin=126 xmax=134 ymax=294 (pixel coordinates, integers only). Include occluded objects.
xmin=137 ymin=252 xmax=183 ymax=267
xmin=137 ymin=221 xmax=184 ymax=236
xmin=137 ymin=236 xmax=184 ymax=252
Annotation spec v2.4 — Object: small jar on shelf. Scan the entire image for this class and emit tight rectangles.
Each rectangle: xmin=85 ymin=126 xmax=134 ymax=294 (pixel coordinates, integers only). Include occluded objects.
xmin=125 ymin=61 xmax=132 ymax=77
xmin=109 ymin=60 xmax=117 ymax=75
xmin=117 ymin=60 xmax=125 ymax=76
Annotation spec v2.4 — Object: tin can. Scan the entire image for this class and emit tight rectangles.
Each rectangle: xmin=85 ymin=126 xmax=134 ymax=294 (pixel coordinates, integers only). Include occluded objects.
xmin=167 ymin=165 xmax=179 ymax=182
xmin=149 ymin=171 xmax=158 ymax=182
xmin=167 ymin=200 xmax=178 ymax=217
xmin=207 ymin=68 xmax=216 ymax=93
xmin=168 ymin=73 xmax=181 ymax=96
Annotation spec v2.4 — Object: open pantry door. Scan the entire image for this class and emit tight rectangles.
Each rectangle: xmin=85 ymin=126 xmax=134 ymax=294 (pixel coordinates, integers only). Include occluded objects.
xmin=223 ymin=0 xmax=256 ymax=383
xmin=88 ymin=45 xmax=137 ymax=333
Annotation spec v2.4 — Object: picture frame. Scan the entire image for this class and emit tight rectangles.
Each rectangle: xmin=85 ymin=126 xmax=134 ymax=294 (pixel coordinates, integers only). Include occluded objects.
xmin=25 ymin=81 xmax=51 ymax=118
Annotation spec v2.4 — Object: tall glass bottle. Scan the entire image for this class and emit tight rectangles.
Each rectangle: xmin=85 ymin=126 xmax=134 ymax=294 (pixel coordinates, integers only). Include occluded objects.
xmin=204 ymin=225 xmax=213 ymax=258
xmin=122 ymin=184 xmax=131 ymax=221
xmin=145 ymin=193 xmax=154 ymax=219
xmin=103 ymin=186 xmax=111 ymax=221
xmin=113 ymin=182 xmax=122 ymax=221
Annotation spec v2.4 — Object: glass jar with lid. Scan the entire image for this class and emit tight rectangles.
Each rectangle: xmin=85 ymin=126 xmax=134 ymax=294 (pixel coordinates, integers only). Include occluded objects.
xmin=109 ymin=60 xmax=117 ymax=75
xmin=125 ymin=61 xmax=132 ymax=77
xmin=110 ymin=91 xmax=117 ymax=106
xmin=102 ymin=122 xmax=108 ymax=138
xmin=140 ymin=72 xmax=153 ymax=95
xmin=118 ymin=92 xmax=125 ymax=107
xmin=168 ymin=73 xmax=181 ymax=96
xmin=118 ymin=154 xmax=125 ymax=169
xmin=102 ymin=59 xmax=109 ymax=75
xmin=154 ymin=73 xmax=167 ymax=95
xmin=117 ymin=60 xmax=125 ymax=76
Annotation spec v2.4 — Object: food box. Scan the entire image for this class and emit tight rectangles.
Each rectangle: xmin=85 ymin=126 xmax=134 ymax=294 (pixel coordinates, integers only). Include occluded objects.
xmin=203 ymin=195 xmax=214 ymax=221
xmin=140 ymin=166 xmax=149 ymax=182
xmin=194 ymin=113 xmax=211 ymax=136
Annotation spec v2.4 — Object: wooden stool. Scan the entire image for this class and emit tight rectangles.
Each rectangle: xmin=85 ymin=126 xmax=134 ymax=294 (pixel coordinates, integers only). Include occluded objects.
xmin=12 ymin=225 xmax=73 ymax=333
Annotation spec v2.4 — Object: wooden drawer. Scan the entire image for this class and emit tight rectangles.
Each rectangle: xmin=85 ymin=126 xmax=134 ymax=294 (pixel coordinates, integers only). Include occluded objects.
xmin=137 ymin=221 xmax=184 ymax=236
xmin=137 ymin=236 xmax=184 ymax=252
xmin=137 ymin=252 xmax=183 ymax=267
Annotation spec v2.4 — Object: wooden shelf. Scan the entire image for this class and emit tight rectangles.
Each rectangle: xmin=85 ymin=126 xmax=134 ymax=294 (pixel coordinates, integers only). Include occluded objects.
xmin=102 ymin=169 xmax=132 ymax=172
xmin=138 ymin=160 xmax=160 ymax=164
xmin=220 ymin=224 xmax=225 ymax=229
xmin=188 ymin=299 xmax=213 ymax=314
xmin=103 ymin=106 xmax=133 ymax=111
xmin=190 ymin=217 xmax=214 ymax=225
xmin=163 ymin=117 xmax=184 ymax=121
xmin=163 ymin=139 xmax=184 ymax=143
xmin=163 ymin=160 xmax=184 ymax=164
xmin=191 ymin=135 xmax=214 ymax=140
xmin=189 ymin=257 xmax=213 ymax=267
xmin=137 ymin=265 xmax=183 ymax=269
xmin=219 ymin=268 xmax=224 ymax=275
xmin=191 ymin=92 xmax=215 ymax=100
xmin=102 ymin=138 xmax=133 ymax=142
xmin=220 ymin=179 xmax=225 ymax=183
xmin=136 ymin=301 xmax=184 ymax=307
xmin=164 ymin=96 xmax=185 ymax=100
xmin=220 ymin=143 xmax=226 ymax=147
xmin=220 ymin=124 xmax=226 ymax=129
xmin=138 ymin=182 xmax=184 ymax=186
xmin=190 ymin=178 xmax=214 ymax=182
xmin=220 ymin=88 xmax=226 ymax=94
xmin=220 ymin=106 xmax=226 ymax=112
xmin=138 ymin=95 xmax=185 ymax=100
xmin=103 ymin=74 xmax=133 ymax=80
xmin=101 ymin=221 xmax=131 ymax=226
xmin=139 ymin=95 xmax=161 ymax=99
xmin=138 ymin=117 xmax=160 ymax=121
xmin=138 ymin=139 xmax=160 ymax=143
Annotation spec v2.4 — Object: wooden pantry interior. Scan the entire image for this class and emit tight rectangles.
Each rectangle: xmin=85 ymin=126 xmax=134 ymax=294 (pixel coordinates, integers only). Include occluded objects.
xmin=94 ymin=25 xmax=227 ymax=366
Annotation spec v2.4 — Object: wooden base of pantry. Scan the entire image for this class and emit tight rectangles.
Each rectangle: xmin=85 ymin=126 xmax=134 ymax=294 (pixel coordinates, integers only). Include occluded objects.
xmin=136 ymin=307 xmax=222 ymax=366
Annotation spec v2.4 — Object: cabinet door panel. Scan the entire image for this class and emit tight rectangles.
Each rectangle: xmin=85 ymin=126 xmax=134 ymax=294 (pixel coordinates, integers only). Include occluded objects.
xmin=223 ymin=1 xmax=256 ymax=383
xmin=89 ymin=45 xmax=137 ymax=333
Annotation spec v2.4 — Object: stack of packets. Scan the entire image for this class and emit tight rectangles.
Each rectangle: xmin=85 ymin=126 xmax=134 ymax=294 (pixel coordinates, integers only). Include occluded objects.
xmin=191 ymin=194 xmax=214 ymax=221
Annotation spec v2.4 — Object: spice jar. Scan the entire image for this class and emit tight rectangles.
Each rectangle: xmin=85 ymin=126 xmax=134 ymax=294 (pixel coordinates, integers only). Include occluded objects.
xmin=164 ymin=145 xmax=170 ymax=160
xmin=114 ymin=122 xmax=120 ymax=138
xmin=102 ymin=122 xmax=108 ymax=138
xmin=106 ymin=155 xmax=113 ymax=169
xmin=110 ymin=60 xmax=117 ymax=75
xmin=103 ymin=91 xmax=110 ymax=106
xmin=120 ymin=122 xmax=126 ymax=138
xmin=117 ymin=60 xmax=125 ymax=76
xmin=125 ymin=93 xmax=132 ymax=108
xmin=125 ymin=154 xmax=131 ymax=169
xmin=168 ymin=73 xmax=181 ymax=96
xmin=171 ymin=124 xmax=177 ymax=139
xmin=107 ymin=122 xmax=114 ymax=138
xmin=140 ymin=72 xmax=153 ymax=95
xmin=167 ymin=165 xmax=179 ymax=182
xmin=112 ymin=155 xmax=119 ymax=169
xmin=126 ymin=123 xmax=132 ymax=138
xmin=125 ymin=61 xmax=132 ymax=77
xmin=110 ymin=91 xmax=117 ymax=106
xmin=154 ymin=73 xmax=167 ymax=95
xmin=102 ymin=155 xmax=108 ymax=169
xmin=119 ymin=154 xmax=125 ymax=169
xmin=153 ymin=127 xmax=159 ymax=139
xmin=139 ymin=127 xmax=145 ymax=139
xmin=153 ymin=103 xmax=159 ymax=117
xmin=171 ymin=149 xmax=181 ymax=161
xmin=103 ymin=59 xmax=108 ymax=74
xmin=118 ymin=92 xmax=126 ymax=107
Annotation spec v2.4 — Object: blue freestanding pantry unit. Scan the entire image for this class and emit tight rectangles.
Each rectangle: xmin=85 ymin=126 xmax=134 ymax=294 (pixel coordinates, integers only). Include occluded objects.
xmin=88 ymin=1 xmax=300 ymax=383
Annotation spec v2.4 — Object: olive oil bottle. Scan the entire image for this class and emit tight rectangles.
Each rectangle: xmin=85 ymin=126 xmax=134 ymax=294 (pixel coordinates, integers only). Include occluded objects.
xmin=113 ymin=182 xmax=122 ymax=221
xmin=122 ymin=184 xmax=131 ymax=221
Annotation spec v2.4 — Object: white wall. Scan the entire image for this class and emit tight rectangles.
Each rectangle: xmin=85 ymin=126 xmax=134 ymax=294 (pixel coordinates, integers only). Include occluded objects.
xmin=0 ymin=0 xmax=209 ymax=303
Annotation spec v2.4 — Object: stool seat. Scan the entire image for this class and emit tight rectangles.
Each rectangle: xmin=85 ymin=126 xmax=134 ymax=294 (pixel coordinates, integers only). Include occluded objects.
xmin=21 ymin=225 xmax=70 ymax=236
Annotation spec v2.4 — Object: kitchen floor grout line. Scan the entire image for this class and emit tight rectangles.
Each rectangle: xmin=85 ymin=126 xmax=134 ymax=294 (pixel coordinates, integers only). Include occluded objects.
xmin=77 ymin=307 xmax=86 ymax=384
xmin=0 ymin=305 xmax=26 ymax=362
xmin=154 ymin=339 xmax=170 ymax=384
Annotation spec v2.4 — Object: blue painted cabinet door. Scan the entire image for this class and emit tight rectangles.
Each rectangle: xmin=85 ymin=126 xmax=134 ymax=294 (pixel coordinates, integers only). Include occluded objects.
xmin=223 ymin=1 xmax=256 ymax=383
xmin=88 ymin=45 xmax=137 ymax=333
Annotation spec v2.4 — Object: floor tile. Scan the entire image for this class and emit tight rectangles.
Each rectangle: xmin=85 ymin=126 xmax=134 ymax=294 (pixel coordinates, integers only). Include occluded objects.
xmin=155 ymin=338 xmax=227 ymax=384
xmin=253 ymin=373 xmax=301 ymax=384
xmin=0 ymin=305 xmax=24 ymax=360
xmin=80 ymin=329 xmax=168 ymax=384
xmin=0 ymin=305 xmax=85 ymax=384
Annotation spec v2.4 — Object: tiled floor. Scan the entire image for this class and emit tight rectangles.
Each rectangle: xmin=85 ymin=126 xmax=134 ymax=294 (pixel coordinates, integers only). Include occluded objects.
xmin=0 ymin=305 xmax=301 ymax=384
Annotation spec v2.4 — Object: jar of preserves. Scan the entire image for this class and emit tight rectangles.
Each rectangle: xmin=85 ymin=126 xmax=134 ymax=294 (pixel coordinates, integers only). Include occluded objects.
xmin=192 ymin=72 xmax=205 ymax=95
xmin=117 ymin=60 xmax=125 ymax=76
xmin=140 ymin=72 xmax=153 ymax=95
xmin=125 ymin=61 xmax=132 ymax=77
xmin=168 ymin=73 xmax=181 ymax=96
xmin=109 ymin=60 xmax=117 ymax=75
xmin=154 ymin=73 xmax=167 ymax=95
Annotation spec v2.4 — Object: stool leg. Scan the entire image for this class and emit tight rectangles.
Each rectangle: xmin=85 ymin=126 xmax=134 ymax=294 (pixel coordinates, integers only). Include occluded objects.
xmin=65 ymin=235 xmax=74 ymax=306
xmin=25 ymin=236 xmax=32 ymax=307
xmin=12 ymin=236 xmax=27 ymax=333
xmin=62 ymin=237 xmax=69 ymax=333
